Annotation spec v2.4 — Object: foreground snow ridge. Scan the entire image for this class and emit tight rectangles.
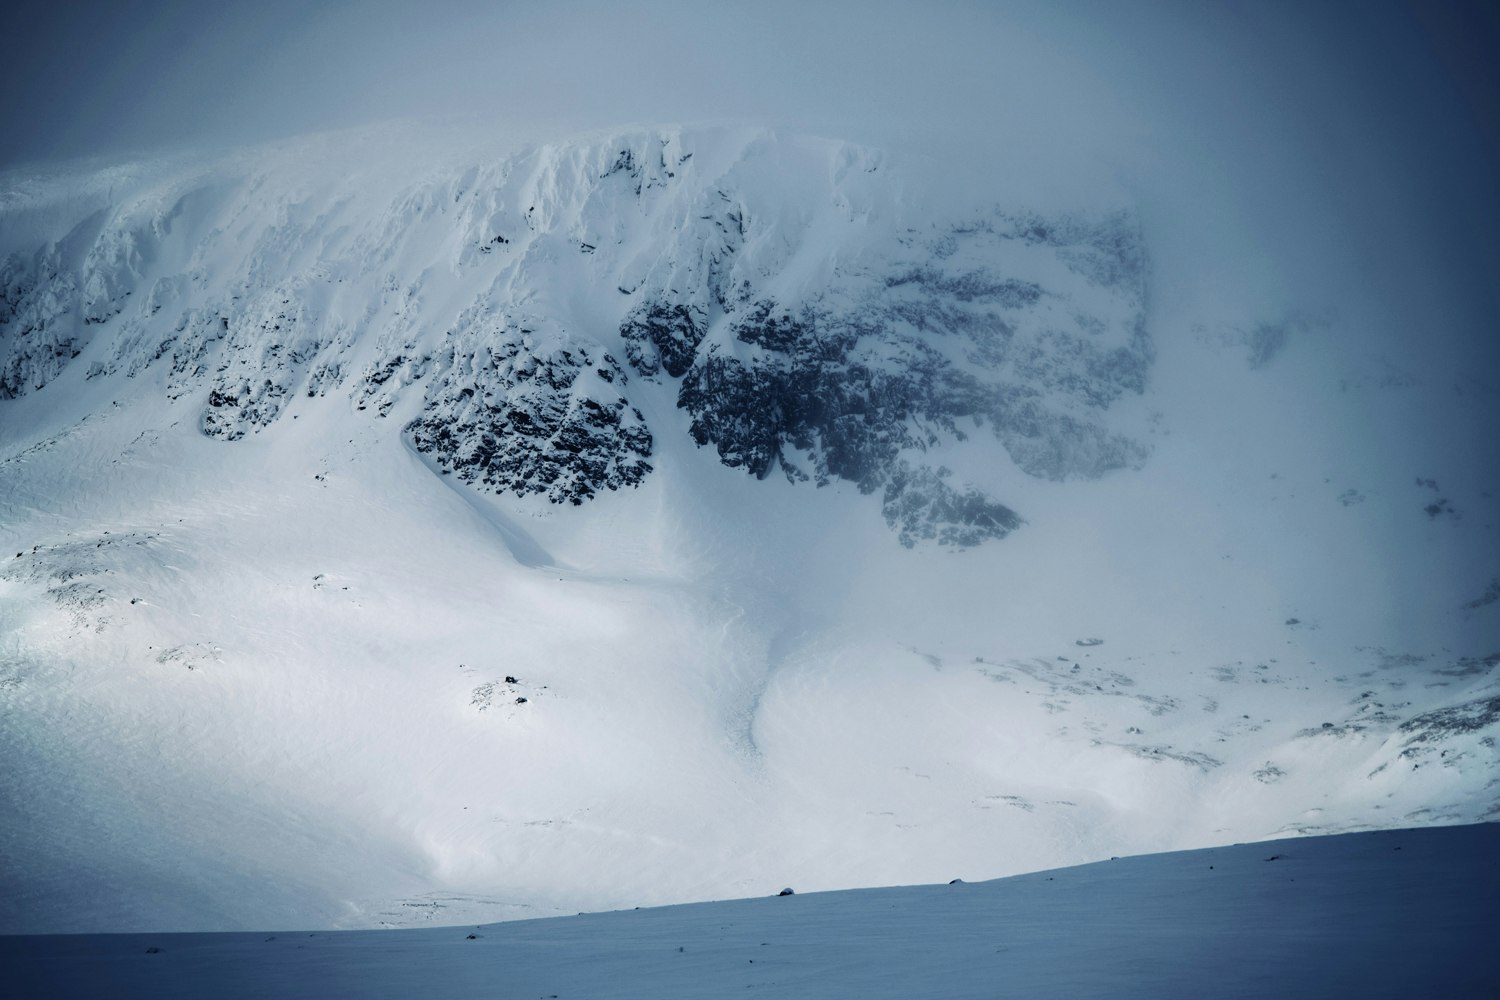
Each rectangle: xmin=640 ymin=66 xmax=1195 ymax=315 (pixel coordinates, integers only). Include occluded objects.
xmin=8 ymin=824 xmax=1497 ymax=1000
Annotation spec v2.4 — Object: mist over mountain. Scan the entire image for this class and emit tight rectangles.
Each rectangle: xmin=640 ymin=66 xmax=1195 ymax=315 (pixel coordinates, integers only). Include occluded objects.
xmin=1 ymin=0 xmax=1497 ymax=947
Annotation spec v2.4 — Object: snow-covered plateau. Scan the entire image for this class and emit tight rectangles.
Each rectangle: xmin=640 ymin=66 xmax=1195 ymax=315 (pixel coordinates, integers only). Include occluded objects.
xmin=0 ymin=125 xmax=1496 ymax=936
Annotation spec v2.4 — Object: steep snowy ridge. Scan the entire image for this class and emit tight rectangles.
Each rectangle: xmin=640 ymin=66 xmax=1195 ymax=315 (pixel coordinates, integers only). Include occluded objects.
xmin=0 ymin=127 xmax=1149 ymax=540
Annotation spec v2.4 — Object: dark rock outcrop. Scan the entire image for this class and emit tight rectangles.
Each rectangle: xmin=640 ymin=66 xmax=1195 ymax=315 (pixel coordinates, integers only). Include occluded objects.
xmin=405 ymin=333 xmax=652 ymax=505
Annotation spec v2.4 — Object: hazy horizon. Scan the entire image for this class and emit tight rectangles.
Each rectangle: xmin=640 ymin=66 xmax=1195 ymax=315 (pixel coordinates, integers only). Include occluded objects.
xmin=6 ymin=2 xmax=1497 ymax=358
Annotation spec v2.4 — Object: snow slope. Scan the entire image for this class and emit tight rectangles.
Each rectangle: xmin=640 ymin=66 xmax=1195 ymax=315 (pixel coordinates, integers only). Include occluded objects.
xmin=1 ymin=125 xmax=1497 ymax=933
xmin=6 ymin=823 xmax=1497 ymax=999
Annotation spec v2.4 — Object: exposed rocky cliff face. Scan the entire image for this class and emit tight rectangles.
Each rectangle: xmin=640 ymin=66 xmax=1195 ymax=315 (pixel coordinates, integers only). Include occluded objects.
xmin=0 ymin=128 xmax=1151 ymax=544
xmin=404 ymin=327 xmax=652 ymax=505
xmin=621 ymin=208 xmax=1150 ymax=544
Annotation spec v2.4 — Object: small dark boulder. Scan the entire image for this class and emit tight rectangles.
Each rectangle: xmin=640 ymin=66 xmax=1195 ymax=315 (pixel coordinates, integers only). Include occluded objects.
xmin=777 ymin=887 xmax=795 ymax=897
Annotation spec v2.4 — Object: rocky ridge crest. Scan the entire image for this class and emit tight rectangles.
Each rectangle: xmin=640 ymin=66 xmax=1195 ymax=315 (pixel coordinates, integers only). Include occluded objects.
xmin=0 ymin=129 xmax=1152 ymax=544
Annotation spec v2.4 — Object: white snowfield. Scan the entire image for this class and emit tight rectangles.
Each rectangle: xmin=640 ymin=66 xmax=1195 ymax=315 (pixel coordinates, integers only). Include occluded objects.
xmin=0 ymin=125 xmax=1497 ymax=935
xmin=6 ymin=823 xmax=1497 ymax=999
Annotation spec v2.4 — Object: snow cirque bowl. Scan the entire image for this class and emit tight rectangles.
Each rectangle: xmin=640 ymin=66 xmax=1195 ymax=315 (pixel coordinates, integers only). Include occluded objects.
xmin=0 ymin=124 xmax=1496 ymax=933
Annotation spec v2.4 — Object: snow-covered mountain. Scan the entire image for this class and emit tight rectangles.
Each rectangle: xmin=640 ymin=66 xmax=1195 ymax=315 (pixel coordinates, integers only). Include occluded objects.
xmin=1 ymin=127 xmax=1149 ymax=544
xmin=0 ymin=125 xmax=1496 ymax=933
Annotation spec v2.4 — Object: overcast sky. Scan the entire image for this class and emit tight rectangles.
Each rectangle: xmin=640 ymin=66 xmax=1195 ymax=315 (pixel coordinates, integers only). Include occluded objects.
xmin=2 ymin=1 xmax=1496 ymax=368
xmin=3 ymin=1 xmax=1494 ymax=168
